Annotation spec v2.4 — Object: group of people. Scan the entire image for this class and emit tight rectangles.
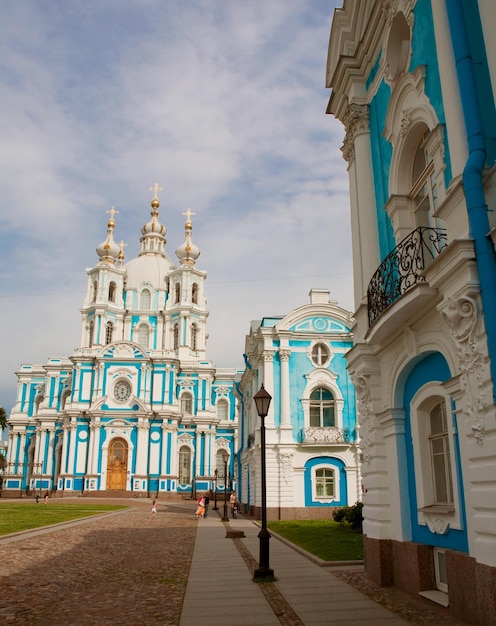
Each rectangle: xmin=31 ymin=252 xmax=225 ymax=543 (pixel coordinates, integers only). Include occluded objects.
xmin=151 ymin=491 xmax=241 ymax=520
xmin=195 ymin=491 xmax=239 ymax=519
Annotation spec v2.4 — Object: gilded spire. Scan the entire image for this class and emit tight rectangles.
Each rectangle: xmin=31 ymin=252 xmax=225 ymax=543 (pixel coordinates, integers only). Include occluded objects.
xmin=139 ymin=183 xmax=167 ymax=256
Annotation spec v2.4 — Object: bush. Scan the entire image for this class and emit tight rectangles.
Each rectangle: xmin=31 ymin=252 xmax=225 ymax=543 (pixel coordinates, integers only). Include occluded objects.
xmin=332 ymin=501 xmax=363 ymax=533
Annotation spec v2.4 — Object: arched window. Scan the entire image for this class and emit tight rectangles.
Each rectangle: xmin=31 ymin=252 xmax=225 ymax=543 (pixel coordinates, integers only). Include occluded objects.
xmin=217 ymin=398 xmax=228 ymax=421
xmin=173 ymin=323 xmax=179 ymax=350
xmin=140 ymin=289 xmax=151 ymax=310
xmin=192 ymin=283 xmax=198 ymax=304
xmin=428 ymin=400 xmax=453 ymax=505
xmin=309 ymin=388 xmax=335 ymax=427
xmin=311 ymin=343 xmax=330 ymax=366
xmin=92 ymin=280 xmax=98 ymax=302
xmin=410 ymin=126 xmax=439 ymax=230
xmin=315 ymin=468 xmax=335 ymax=499
xmin=88 ymin=320 xmax=94 ymax=348
xmin=178 ymin=446 xmax=191 ymax=485
xmin=105 ymin=321 xmax=114 ymax=345
xmin=137 ymin=323 xmax=149 ymax=349
xmin=191 ymin=323 xmax=198 ymax=351
xmin=181 ymin=392 xmax=193 ymax=416
xmin=216 ymin=449 xmax=229 ymax=483
xmin=175 ymin=283 xmax=181 ymax=304
xmin=108 ymin=281 xmax=116 ymax=302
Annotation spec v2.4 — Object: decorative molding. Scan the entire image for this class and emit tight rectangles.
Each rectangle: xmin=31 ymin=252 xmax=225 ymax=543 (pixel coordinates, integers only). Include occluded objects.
xmin=352 ymin=374 xmax=375 ymax=464
xmin=278 ymin=451 xmax=293 ymax=482
xmin=342 ymin=103 xmax=369 ymax=163
xmin=440 ymin=295 xmax=487 ymax=445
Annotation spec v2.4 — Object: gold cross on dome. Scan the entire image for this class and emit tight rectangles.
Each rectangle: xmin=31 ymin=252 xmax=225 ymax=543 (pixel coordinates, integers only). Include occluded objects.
xmin=118 ymin=240 xmax=128 ymax=252
xmin=183 ymin=208 xmax=196 ymax=221
xmin=150 ymin=183 xmax=163 ymax=200
xmin=107 ymin=206 xmax=119 ymax=219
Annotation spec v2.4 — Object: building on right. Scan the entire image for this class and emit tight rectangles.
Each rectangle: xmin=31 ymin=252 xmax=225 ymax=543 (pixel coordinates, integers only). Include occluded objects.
xmin=326 ymin=1 xmax=496 ymax=623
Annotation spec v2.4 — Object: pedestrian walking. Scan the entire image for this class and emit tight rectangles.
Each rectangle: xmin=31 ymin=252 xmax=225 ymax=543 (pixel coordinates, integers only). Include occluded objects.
xmin=195 ymin=496 xmax=205 ymax=519
xmin=230 ymin=490 xmax=238 ymax=518
xmin=151 ymin=499 xmax=157 ymax=518
xmin=204 ymin=495 xmax=210 ymax=517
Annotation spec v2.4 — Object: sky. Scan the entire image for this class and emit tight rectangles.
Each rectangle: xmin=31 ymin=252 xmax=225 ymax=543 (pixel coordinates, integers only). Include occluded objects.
xmin=0 ymin=0 xmax=350 ymax=417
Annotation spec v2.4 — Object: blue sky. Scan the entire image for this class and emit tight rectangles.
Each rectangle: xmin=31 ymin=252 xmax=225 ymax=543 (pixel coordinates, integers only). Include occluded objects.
xmin=0 ymin=0 xmax=350 ymax=415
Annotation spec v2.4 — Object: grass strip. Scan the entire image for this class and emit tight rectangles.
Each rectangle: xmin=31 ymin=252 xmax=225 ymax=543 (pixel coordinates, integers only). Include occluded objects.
xmin=267 ymin=519 xmax=363 ymax=561
xmin=0 ymin=503 xmax=127 ymax=536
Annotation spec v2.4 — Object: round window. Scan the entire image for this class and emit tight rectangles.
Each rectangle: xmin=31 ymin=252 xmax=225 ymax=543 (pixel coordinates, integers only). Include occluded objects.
xmin=113 ymin=380 xmax=132 ymax=402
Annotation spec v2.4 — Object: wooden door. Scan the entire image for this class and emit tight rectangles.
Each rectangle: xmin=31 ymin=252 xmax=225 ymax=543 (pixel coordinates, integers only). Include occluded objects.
xmin=107 ymin=438 xmax=128 ymax=490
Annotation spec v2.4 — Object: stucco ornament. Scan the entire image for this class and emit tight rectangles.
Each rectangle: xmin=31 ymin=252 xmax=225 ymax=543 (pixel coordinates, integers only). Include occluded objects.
xmin=425 ymin=515 xmax=450 ymax=535
xmin=278 ymin=451 xmax=294 ymax=482
xmin=352 ymin=374 xmax=374 ymax=463
xmin=441 ymin=296 xmax=487 ymax=445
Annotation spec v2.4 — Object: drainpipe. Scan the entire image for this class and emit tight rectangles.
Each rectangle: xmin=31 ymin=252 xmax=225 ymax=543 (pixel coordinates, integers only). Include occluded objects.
xmin=446 ymin=0 xmax=496 ymax=402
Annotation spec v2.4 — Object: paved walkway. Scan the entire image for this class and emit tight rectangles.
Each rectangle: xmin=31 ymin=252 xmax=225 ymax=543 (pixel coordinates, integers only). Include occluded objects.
xmin=0 ymin=499 xmax=465 ymax=625
xmin=180 ymin=511 xmax=409 ymax=626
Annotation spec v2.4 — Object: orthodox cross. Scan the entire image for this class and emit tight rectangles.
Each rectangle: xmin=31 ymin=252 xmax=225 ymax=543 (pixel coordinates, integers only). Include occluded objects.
xmin=150 ymin=183 xmax=163 ymax=200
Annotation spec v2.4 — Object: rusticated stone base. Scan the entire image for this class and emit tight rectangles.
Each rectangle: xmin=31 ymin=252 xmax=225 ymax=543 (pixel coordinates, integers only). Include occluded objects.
xmin=364 ymin=536 xmax=496 ymax=626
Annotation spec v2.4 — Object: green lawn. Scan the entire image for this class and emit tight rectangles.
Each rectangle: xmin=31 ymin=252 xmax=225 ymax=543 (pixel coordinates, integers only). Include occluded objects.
xmin=267 ymin=519 xmax=363 ymax=561
xmin=0 ymin=503 xmax=127 ymax=536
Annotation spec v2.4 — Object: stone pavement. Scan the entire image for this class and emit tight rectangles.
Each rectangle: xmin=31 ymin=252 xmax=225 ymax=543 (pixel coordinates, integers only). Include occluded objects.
xmin=180 ymin=512 xmax=409 ymax=626
xmin=0 ymin=498 xmax=468 ymax=625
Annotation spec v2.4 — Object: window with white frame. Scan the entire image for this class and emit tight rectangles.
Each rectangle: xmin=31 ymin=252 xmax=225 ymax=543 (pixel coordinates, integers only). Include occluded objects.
xmin=216 ymin=449 xmax=229 ymax=483
xmin=178 ymin=446 xmax=191 ymax=485
xmin=140 ymin=289 xmax=151 ymax=310
xmin=314 ymin=467 xmax=335 ymax=499
xmin=137 ymin=323 xmax=149 ymax=349
xmin=173 ymin=323 xmax=179 ymax=350
xmin=410 ymin=385 xmax=460 ymax=527
xmin=191 ymin=323 xmax=198 ymax=351
xmin=105 ymin=321 xmax=114 ymax=345
xmin=192 ymin=283 xmax=198 ymax=304
xmin=108 ymin=281 xmax=116 ymax=303
xmin=309 ymin=388 xmax=335 ymax=427
xmin=175 ymin=283 xmax=180 ymax=303
xmin=217 ymin=398 xmax=228 ymax=421
xmin=429 ymin=400 xmax=453 ymax=505
xmin=181 ymin=392 xmax=193 ymax=416
xmin=410 ymin=126 xmax=439 ymax=231
xmin=434 ymin=548 xmax=449 ymax=593
xmin=311 ymin=342 xmax=330 ymax=366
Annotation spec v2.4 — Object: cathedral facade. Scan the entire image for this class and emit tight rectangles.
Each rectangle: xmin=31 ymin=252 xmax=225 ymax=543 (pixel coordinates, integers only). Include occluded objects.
xmin=4 ymin=188 xmax=239 ymax=497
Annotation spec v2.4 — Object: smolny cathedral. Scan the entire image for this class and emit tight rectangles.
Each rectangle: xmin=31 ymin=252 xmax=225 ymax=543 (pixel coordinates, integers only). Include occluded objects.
xmin=4 ymin=188 xmax=241 ymax=498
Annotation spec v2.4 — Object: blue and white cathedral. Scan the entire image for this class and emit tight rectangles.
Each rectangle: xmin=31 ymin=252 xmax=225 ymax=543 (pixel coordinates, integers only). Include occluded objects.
xmin=4 ymin=187 xmax=240 ymax=497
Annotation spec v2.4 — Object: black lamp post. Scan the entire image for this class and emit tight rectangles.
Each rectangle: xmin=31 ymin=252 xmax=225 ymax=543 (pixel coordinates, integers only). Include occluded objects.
xmin=221 ymin=451 xmax=229 ymax=522
xmin=253 ymin=383 xmax=273 ymax=579
xmin=213 ymin=468 xmax=218 ymax=510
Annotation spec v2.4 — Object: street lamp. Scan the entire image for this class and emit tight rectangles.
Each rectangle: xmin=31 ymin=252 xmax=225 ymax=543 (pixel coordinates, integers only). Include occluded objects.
xmin=221 ymin=451 xmax=229 ymax=521
xmin=253 ymin=383 xmax=273 ymax=580
xmin=213 ymin=468 xmax=218 ymax=510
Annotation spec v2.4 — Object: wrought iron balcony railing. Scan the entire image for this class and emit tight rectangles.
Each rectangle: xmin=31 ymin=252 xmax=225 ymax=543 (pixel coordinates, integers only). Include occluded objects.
xmin=299 ymin=426 xmax=351 ymax=444
xmin=367 ymin=227 xmax=447 ymax=326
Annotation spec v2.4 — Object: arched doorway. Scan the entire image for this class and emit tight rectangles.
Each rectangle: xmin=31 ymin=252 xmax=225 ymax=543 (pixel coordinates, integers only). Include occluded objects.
xmin=107 ymin=438 xmax=128 ymax=490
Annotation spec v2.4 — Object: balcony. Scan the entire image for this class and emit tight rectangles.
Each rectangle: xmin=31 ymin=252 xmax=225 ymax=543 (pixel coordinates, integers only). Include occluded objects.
xmin=367 ymin=227 xmax=447 ymax=326
xmin=299 ymin=426 xmax=351 ymax=444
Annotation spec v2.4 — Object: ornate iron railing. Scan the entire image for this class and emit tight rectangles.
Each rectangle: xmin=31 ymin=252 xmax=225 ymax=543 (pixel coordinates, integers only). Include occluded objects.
xmin=299 ymin=427 xmax=351 ymax=444
xmin=367 ymin=227 xmax=447 ymax=326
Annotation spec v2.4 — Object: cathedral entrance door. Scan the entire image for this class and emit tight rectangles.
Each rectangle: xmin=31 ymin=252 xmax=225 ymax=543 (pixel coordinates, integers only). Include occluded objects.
xmin=107 ymin=438 xmax=128 ymax=490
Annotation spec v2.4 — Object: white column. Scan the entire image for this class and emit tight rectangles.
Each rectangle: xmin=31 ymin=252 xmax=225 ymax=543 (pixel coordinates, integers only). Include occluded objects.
xmin=134 ymin=419 xmax=149 ymax=477
xmin=342 ymin=103 xmax=381 ymax=309
xmin=66 ymin=418 xmax=78 ymax=481
xmin=262 ymin=351 xmax=275 ymax=428
xmin=279 ymin=349 xmax=293 ymax=443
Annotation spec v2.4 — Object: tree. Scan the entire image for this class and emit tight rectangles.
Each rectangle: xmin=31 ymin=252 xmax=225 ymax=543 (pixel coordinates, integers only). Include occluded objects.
xmin=0 ymin=406 xmax=6 ymax=431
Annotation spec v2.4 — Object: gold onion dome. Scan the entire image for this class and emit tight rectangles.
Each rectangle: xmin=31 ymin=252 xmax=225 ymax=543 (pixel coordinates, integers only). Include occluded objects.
xmin=175 ymin=208 xmax=200 ymax=266
xmin=96 ymin=207 xmax=120 ymax=265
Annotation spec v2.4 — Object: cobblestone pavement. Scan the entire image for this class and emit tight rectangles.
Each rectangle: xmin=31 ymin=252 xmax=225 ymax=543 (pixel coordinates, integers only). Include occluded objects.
xmin=0 ymin=499 xmax=197 ymax=626
xmin=0 ymin=500 xmax=470 ymax=626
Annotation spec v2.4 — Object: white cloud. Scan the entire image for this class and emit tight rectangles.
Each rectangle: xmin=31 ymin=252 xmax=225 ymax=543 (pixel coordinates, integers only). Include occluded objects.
xmin=0 ymin=0 xmax=350 ymax=415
